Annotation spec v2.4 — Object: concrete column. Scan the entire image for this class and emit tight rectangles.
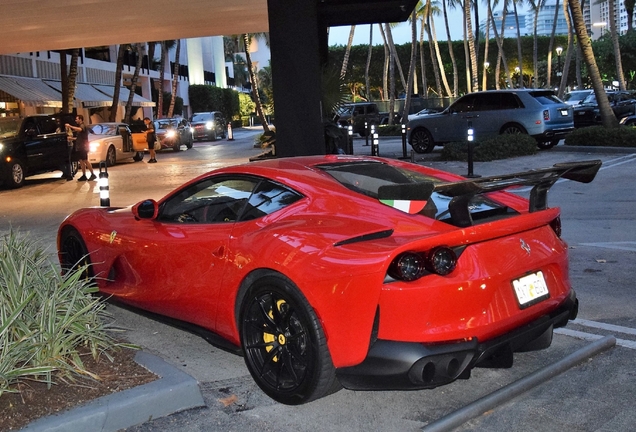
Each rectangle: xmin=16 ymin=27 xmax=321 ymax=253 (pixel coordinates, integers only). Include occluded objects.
xmin=267 ymin=0 xmax=327 ymax=157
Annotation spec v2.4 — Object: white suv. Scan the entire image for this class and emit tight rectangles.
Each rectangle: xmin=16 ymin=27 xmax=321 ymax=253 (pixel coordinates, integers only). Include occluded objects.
xmin=407 ymin=89 xmax=574 ymax=153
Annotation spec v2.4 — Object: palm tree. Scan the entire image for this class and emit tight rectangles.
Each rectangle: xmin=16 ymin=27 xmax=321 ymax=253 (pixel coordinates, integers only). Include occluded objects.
xmin=442 ymin=0 xmax=460 ymax=96
xmin=365 ymin=25 xmax=374 ymax=100
xmin=489 ymin=0 xmax=513 ymax=88
xmin=427 ymin=0 xmax=452 ymax=96
xmin=568 ymin=0 xmax=617 ymax=127
xmin=402 ymin=9 xmax=418 ymax=121
xmin=109 ymin=44 xmax=126 ymax=122
xmin=513 ymin=0 xmax=526 ymax=88
xmin=608 ymin=0 xmax=626 ymax=90
xmin=379 ymin=24 xmax=389 ymax=100
xmin=243 ymin=33 xmax=271 ymax=132
xmin=420 ymin=1 xmax=443 ymax=96
xmin=167 ymin=39 xmax=181 ymax=118
xmin=464 ymin=0 xmax=479 ymax=92
xmin=625 ymin=0 xmax=635 ymax=32
xmin=482 ymin=9 xmax=491 ymax=90
xmin=557 ymin=0 xmax=573 ymax=98
xmin=341 ymin=25 xmax=356 ymax=77
xmin=384 ymin=23 xmax=397 ymax=124
xmin=124 ymin=43 xmax=144 ymax=124
xmin=157 ymin=40 xmax=176 ymax=119
xmin=546 ymin=0 xmax=560 ymax=88
xmin=60 ymin=49 xmax=79 ymax=114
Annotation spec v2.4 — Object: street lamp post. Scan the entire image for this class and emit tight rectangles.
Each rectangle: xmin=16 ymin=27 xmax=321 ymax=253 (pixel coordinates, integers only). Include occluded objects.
xmin=556 ymin=46 xmax=563 ymax=80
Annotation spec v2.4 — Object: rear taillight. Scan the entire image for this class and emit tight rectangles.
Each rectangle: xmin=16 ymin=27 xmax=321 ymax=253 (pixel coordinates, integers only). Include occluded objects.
xmin=543 ymin=109 xmax=550 ymax=121
xmin=550 ymin=216 xmax=562 ymax=237
xmin=389 ymin=246 xmax=458 ymax=281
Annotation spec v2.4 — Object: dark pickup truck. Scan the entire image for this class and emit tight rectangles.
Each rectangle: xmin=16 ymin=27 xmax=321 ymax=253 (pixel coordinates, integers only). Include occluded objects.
xmin=0 ymin=115 xmax=76 ymax=188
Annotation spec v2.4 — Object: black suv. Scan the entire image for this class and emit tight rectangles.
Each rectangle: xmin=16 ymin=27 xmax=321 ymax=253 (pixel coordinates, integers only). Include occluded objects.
xmin=0 ymin=114 xmax=76 ymax=188
xmin=334 ymin=102 xmax=380 ymax=136
xmin=573 ymin=91 xmax=636 ymax=128
xmin=190 ymin=112 xmax=227 ymax=141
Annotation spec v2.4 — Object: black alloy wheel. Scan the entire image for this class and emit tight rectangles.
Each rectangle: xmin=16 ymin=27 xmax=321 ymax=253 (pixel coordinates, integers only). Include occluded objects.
xmin=240 ymin=275 xmax=339 ymax=405
xmin=410 ymin=128 xmax=435 ymax=153
xmin=59 ymin=227 xmax=93 ymax=279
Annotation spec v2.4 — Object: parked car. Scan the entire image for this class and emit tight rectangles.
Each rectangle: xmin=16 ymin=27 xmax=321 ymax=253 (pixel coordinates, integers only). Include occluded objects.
xmin=407 ymin=89 xmax=574 ymax=153
xmin=563 ymin=89 xmax=593 ymax=106
xmin=190 ymin=112 xmax=226 ymax=141
xmin=58 ymin=155 xmax=600 ymax=405
xmin=155 ymin=118 xmax=194 ymax=151
xmin=87 ymin=122 xmax=145 ymax=166
xmin=335 ymin=102 xmax=380 ymax=136
xmin=619 ymin=114 xmax=636 ymax=127
xmin=0 ymin=114 xmax=76 ymax=188
xmin=573 ymin=91 xmax=636 ymax=128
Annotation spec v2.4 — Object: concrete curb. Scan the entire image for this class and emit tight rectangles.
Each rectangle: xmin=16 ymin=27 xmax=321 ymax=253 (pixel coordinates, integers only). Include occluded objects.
xmin=22 ymin=351 xmax=205 ymax=432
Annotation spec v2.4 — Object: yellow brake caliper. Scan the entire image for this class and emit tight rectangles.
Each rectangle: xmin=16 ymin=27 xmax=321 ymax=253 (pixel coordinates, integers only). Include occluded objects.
xmin=263 ymin=299 xmax=286 ymax=362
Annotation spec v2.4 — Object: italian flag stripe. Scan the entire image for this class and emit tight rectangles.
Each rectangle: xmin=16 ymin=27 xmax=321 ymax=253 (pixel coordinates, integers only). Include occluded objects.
xmin=380 ymin=199 xmax=427 ymax=214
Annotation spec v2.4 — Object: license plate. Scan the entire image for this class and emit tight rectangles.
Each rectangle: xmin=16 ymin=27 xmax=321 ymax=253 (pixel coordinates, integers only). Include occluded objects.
xmin=560 ymin=109 xmax=569 ymax=116
xmin=512 ymin=271 xmax=550 ymax=308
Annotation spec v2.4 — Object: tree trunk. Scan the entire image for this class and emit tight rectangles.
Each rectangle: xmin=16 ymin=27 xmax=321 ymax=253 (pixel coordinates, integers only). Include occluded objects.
xmin=558 ymin=1 xmax=574 ymax=98
xmin=60 ymin=51 xmax=69 ymax=114
xmin=341 ymin=25 xmax=356 ymax=78
xmin=125 ymin=44 xmax=144 ymax=124
xmin=66 ymin=50 xmax=79 ymax=113
xmin=419 ymin=20 xmax=428 ymax=98
xmin=608 ymin=0 xmax=626 ymax=90
xmin=482 ymin=16 xmax=491 ymax=91
xmin=157 ymin=41 xmax=166 ymax=119
xmin=465 ymin=0 xmax=479 ymax=93
xmin=402 ymin=9 xmax=417 ymax=122
xmin=443 ymin=0 xmax=459 ymax=96
xmin=365 ymin=26 xmax=373 ymax=101
xmin=546 ymin=0 xmax=560 ymax=88
xmin=379 ymin=24 xmax=389 ymax=100
xmin=385 ymin=23 xmax=396 ymax=125
xmin=569 ymin=0 xmax=617 ymax=127
xmin=168 ymin=39 xmax=181 ymax=118
xmin=244 ymin=34 xmax=270 ymax=132
xmin=110 ymin=44 xmax=126 ymax=122
xmin=514 ymin=1 xmax=525 ymax=88
xmin=427 ymin=15 xmax=443 ymax=96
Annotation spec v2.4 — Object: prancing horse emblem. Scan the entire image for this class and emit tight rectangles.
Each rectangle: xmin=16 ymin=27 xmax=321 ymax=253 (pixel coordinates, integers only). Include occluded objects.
xmin=520 ymin=239 xmax=531 ymax=255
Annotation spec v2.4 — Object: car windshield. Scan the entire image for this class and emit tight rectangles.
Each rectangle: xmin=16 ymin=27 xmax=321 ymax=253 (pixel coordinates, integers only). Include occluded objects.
xmin=581 ymin=94 xmax=598 ymax=104
xmin=89 ymin=124 xmax=118 ymax=135
xmin=564 ymin=91 xmax=591 ymax=103
xmin=0 ymin=118 xmax=21 ymax=138
xmin=192 ymin=114 xmax=213 ymax=122
xmin=317 ymin=161 xmax=513 ymax=223
xmin=528 ymin=91 xmax=563 ymax=105
xmin=157 ymin=120 xmax=178 ymax=129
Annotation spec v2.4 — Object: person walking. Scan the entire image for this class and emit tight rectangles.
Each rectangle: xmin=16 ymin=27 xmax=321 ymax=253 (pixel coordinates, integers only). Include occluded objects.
xmin=65 ymin=115 xmax=96 ymax=181
xmin=144 ymin=117 xmax=157 ymax=163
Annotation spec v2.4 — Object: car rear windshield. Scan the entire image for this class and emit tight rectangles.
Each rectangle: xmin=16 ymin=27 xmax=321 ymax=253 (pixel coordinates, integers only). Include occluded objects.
xmin=317 ymin=161 xmax=515 ymax=223
xmin=0 ymin=118 xmax=21 ymax=138
xmin=529 ymin=91 xmax=564 ymax=105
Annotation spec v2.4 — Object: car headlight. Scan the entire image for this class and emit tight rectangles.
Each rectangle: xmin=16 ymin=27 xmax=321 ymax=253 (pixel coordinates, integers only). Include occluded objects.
xmin=89 ymin=142 xmax=99 ymax=152
xmin=0 ymin=143 xmax=4 ymax=152
xmin=166 ymin=130 xmax=176 ymax=138
xmin=190 ymin=127 xmax=195 ymax=133
xmin=205 ymin=121 xmax=214 ymax=130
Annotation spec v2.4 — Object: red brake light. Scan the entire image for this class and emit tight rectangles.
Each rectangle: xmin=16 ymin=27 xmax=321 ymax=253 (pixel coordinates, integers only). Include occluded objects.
xmin=389 ymin=247 xmax=458 ymax=281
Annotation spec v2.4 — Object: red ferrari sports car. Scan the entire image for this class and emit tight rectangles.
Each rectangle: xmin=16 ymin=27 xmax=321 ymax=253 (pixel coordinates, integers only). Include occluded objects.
xmin=57 ymin=155 xmax=601 ymax=405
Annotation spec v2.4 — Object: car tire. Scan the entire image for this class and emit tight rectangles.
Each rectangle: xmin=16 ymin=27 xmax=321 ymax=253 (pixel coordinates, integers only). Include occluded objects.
xmin=537 ymin=139 xmax=559 ymax=150
xmin=500 ymin=123 xmax=528 ymax=135
xmin=210 ymin=130 xmax=217 ymax=141
xmin=240 ymin=274 xmax=340 ymax=405
xmin=410 ymin=128 xmax=435 ymax=153
xmin=186 ymin=136 xmax=193 ymax=149
xmin=173 ymin=142 xmax=180 ymax=152
xmin=106 ymin=145 xmax=117 ymax=166
xmin=133 ymin=152 xmax=144 ymax=162
xmin=59 ymin=226 xmax=93 ymax=279
xmin=5 ymin=159 xmax=25 ymax=188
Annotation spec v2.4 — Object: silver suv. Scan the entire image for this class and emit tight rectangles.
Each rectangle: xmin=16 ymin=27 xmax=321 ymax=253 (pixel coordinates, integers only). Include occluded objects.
xmin=407 ymin=89 xmax=574 ymax=153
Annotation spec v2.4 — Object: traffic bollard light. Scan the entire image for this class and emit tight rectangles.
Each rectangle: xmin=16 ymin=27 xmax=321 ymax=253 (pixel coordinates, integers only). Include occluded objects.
xmin=99 ymin=162 xmax=110 ymax=207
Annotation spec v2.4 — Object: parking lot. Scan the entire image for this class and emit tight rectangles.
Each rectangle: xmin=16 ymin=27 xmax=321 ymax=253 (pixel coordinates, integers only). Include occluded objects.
xmin=2 ymin=129 xmax=636 ymax=431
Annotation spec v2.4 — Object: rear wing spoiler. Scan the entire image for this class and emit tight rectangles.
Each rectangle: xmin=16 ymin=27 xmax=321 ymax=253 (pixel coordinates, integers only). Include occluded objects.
xmin=379 ymin=160 xmax=602 ymax=227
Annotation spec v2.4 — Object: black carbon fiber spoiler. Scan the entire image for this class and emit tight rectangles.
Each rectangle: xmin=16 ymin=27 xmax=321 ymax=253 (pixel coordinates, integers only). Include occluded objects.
xmin=378 ymin=160 xmax=602 ymax=227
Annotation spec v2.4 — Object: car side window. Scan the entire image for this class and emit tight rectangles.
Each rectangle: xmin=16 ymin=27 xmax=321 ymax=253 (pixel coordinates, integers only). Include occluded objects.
xmin=499 ymin=93 xmax=520 ymax=109
xmin=39 ymin=118 xmax=59 ymax=135
xmin=158 ymin=177 xmax=258 ymax=224
xmin=473 ymin=94 xmax=500 ymax=111
xmin=240 ymin=180 xmax=303 ymax=221
xmin=450 ymin=95 xmax=476 ymax=113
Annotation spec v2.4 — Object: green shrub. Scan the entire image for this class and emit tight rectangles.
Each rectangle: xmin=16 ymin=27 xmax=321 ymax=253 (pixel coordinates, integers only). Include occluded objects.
xmin=440 ymin=134 xmax=538 ymax=161
xmin=188 ymin=85 xmax=240 ymax=121
xmin=564 ymin=125 xmax=636 ymax=147
xmin=0 ymin=230 xmax=125 ymax=395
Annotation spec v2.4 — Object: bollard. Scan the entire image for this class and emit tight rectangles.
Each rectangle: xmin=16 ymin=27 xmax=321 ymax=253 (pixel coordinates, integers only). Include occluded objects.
xmin=348 ymin=125 xmax=353 ymax=155
xmin=465 ymin=121 xmax=480 ymax=178
xmin=400 ymin=123 xmax=408 ymax=159
xmin=364 ymin=121 xmax=369 ymax=146
xmin=99 ymin=162 xmax=110 ymax=207
xmin=227 ymin=123 xmax=234 ymax=141
xmin=410 ymin=149 xmax=415 ymax=163
xmin=372 ymin=132 xmax=379 ymax=156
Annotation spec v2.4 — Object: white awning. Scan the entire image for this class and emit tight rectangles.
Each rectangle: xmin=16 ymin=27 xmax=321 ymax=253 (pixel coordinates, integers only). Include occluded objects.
xmin=92 ymin=84 xmax=155 ymax=107
xmin=0 ymin=75 xmax=63 ymax=107
xmin=44 ymin=80 xmax=113 ymax=108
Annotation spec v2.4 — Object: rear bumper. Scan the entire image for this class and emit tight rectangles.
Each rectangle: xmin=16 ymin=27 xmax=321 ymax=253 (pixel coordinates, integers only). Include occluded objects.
xmin=335 ymin=289 xmax=577 ymax=391
xmin=532 ymin=126 xmax=575 ymax=141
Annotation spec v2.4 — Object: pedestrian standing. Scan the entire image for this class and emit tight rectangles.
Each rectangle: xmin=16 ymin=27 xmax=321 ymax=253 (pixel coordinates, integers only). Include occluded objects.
xmin=65 ymin=115 xmax=96 ymax=181
xmin=144 ymin=117 xmax=157 ymax=163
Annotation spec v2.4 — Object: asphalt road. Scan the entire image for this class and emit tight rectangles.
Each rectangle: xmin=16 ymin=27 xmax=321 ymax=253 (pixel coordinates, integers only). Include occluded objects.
xmin=2 ymin=129 xmax=635 ymax=432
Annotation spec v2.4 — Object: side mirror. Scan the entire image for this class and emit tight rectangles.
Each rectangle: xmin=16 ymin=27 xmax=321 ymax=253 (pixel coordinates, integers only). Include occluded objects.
xmin=26 ymin=128 xmax=38 ymax=138
xmin=132 ymin=199 xmax=158 ymax=220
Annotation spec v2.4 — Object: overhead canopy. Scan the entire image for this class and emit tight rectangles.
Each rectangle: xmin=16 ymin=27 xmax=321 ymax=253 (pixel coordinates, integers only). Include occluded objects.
xmin=92 ymin=84 xmax=155 ymax=107
xmin=44 ymin=80 xmax=115 ymax=108
xmin=0 ymin=75 xmax=62 ymax=107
